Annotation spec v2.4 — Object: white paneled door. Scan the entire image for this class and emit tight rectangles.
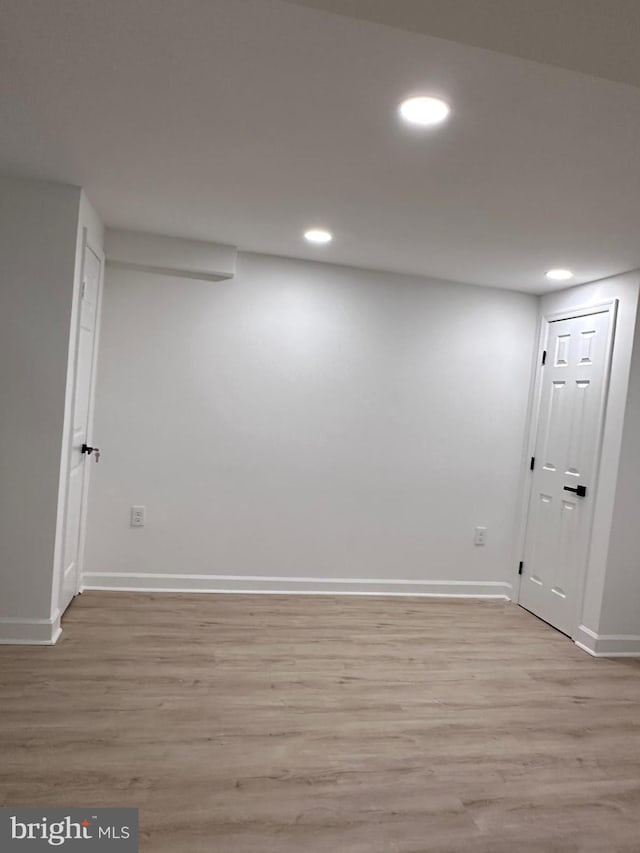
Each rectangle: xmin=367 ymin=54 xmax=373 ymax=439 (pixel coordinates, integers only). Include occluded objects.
xmin=59 ymin=241 xmax=103 ymax=616
xmin=520 ymin=304 xmax=616 ymax=636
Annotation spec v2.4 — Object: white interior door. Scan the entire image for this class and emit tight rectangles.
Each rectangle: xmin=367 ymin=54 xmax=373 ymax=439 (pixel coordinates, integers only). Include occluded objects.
xmin=59 ymin=241 xmax=103 ymax=615
xmin=519 ymin=304 xmax=616 ymax=636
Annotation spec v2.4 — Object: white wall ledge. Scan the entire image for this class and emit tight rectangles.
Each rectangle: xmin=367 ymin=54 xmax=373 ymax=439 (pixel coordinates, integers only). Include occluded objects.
xmin=575 ymin=623 xmax=640 ymax=657
xmin=83 ymin=572 xmax=513 ymax=599
xmin=105 ymin=228 xmax=237 ymax=282
xmin=0 ymin=612 xmax=61 ymax=645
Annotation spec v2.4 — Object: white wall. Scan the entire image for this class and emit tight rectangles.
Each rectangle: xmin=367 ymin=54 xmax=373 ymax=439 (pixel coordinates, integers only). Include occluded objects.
xmin=538 ymin=273 xmax=640 ymax=654
xmin=0 ymin=175 xmax=80 ymax=639
xmin=598 ymin=299 xmax=640 ymax=642
xmin=84 ymin=248 xmax=537 ymax=596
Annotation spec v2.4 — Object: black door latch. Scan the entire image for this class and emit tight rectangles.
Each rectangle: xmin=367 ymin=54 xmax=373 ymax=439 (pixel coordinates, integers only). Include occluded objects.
xmin=563 ymin=484 xmax=587 ymax=497
xmin=81 ymin=443 xmax=101 ymax=463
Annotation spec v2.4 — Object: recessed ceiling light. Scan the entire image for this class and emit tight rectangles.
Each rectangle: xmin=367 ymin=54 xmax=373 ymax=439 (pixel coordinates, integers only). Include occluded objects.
xmin=304 ymin=228 xmax=333 ymax=245
xmin=398 ymin=95 xmax=450 ymax=127
xmin=545 ymin=268 xmax=574 ymax=281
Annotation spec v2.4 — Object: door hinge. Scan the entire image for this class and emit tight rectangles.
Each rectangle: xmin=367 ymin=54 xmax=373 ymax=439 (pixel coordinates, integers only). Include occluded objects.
xmin=518 ymin=561 xmax=524 ymax=576
xmin=530 ymin=456 xmax=535 ymax=470
xmin=541 ymin=349 xmax=547 ymax=366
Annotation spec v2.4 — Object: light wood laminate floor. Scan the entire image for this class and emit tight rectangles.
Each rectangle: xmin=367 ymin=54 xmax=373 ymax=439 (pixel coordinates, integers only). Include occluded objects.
xmin=1 ymin=593 xmax=640 ymax=852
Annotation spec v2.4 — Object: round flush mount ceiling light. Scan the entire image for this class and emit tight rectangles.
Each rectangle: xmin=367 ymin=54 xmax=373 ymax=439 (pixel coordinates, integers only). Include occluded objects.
xmin=304 ymin=228 xmax=333 ymax=245
xmin=545 ymin=268 xmax=574 ymax=281
xmin=398 ymin=95 xmax=450 ymax=127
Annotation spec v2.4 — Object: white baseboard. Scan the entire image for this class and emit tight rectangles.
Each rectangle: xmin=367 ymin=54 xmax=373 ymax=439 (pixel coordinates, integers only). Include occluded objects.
xmin=82 ymin=572 xmax=512 ymax=599
xmin=575 ymin=624 xmax=640 ymax=657
xmin=0 ymin=611 xmax=61 ymax=645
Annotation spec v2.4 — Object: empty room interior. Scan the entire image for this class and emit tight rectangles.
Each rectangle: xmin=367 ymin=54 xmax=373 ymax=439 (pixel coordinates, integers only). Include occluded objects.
xmin=2 ymin=1 xmax=640 ymax=850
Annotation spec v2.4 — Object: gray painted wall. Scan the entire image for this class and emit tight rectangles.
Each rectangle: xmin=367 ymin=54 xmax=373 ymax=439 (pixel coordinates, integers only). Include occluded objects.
xmin=0 ymin=175 xmax=80 ymax=622
xmin=84 ymin=249 xmax=537 ymax=593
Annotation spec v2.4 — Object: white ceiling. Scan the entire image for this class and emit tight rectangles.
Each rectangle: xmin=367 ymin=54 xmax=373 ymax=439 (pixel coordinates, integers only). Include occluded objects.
xmin=290 ymin=0 xmax=640 ymax=90
xmin=2 ymin=0 xmax=640 ymax=293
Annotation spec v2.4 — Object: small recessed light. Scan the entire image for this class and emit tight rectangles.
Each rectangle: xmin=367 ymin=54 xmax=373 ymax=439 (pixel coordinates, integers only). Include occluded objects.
xmin=398 ymin=95 xmax=450 ymax=126
xmin=304 ymin=228 xmax=333 ymax=245
xmin=546 ymin=268 xmax=574 ymax=281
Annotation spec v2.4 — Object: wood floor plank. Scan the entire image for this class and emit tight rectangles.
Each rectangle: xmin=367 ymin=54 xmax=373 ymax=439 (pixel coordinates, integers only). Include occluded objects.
xmin=1 ymin=592 xmax=639 ymax=852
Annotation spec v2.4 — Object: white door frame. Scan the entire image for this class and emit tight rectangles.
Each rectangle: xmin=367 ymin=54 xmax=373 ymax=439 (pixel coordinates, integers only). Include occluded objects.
xmin=514 ymin=299 xmax=618 ymax=639
xmin=60 ymin=228 xmax=105 ymax=604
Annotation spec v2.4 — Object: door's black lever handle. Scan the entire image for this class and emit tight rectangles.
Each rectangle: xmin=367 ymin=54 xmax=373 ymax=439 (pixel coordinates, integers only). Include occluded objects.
xmin=564 ymin=484 xmax=587 ymax=497
xmin=81 ymin=443 xmax=101 ymax=463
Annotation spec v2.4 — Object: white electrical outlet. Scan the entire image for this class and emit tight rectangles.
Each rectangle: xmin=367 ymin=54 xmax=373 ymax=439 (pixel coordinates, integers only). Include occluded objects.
xmin=474 ymin=526 xmax=487 ymax=546
xmin=131 ymin=505 xmax=146 ymax=527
